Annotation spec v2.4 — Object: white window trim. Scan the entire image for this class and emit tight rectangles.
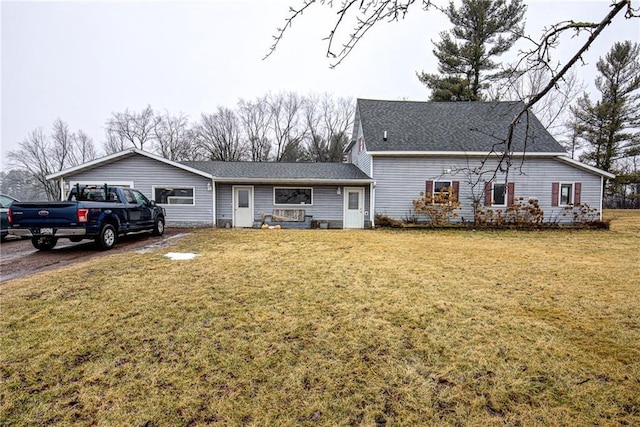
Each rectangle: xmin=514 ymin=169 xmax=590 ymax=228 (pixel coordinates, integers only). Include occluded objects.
xmin=273 ymin=187 xmax=314 ymax=206
xmin=152 ymin=185 xmax=196 ymax=206
xmin=492 ymin=182 xmax=507 ymax=207
xmin=559 ymin=182 xmax=574 ymax=206
xmin=433 ymin=180 xmax=452 ymax=195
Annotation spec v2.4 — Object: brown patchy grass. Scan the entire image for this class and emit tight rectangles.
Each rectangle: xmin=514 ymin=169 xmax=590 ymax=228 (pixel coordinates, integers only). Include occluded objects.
xmin=1 ymin=210 xmax=639 ymax=426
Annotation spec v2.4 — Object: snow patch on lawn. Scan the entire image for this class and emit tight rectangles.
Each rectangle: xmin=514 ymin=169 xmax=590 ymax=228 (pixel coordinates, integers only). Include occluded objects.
xmin=164 ymin=252 xmax=199 ymax=261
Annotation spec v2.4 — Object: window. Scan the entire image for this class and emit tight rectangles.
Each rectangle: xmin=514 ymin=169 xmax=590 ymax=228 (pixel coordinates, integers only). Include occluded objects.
xmin=0 ymin=195 xmax=17 ymax=208
xmin=560 ymin=183 xmax=573 ymax=205
xmin=348 ymin=191 xmax=359 ymax=210
xmin=493 ymin=183 xmax=507 ymax=206
xmin=237 ymin=189 xmax=249 ymax=208
xmin=123 ymin=189 xmax=138 ymax=204
xmin=274 ymin=188 xmax=312 ymax=205
xmin=154 ymin=187 xmax=194 ymax=205
xmin=434 ymin=181 xmax=452 ymax=200
xmin=132 ymin=190 xmax=150 ymax=206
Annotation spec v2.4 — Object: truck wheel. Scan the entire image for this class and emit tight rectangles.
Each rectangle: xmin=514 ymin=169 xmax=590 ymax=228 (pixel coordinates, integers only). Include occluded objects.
xmin=96 ymin=224 xmax=117 ymax=250
xmin=152 ymin=217 xmax=165 ymax=236
xmin=31 ymin=236 xmax=58 ymax=251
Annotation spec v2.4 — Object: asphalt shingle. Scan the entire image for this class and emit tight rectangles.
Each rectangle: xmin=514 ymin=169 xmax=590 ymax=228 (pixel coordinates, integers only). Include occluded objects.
xmin=182 ymin=161 xmax=372 ymax=181
xmin=356 ymin=99 xmax=566 ymax=153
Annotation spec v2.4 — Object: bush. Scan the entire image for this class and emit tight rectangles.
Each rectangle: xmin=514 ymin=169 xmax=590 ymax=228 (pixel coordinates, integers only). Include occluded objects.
xmin=412 ymin=188 xmax=461 ymax=225
xmin=562 ymin=203 xmax=600 ymax=224
xmin=475 ymin=197 xmax=544 ymax=226
xmin=375 ymin=213 xmax=402 ymax=228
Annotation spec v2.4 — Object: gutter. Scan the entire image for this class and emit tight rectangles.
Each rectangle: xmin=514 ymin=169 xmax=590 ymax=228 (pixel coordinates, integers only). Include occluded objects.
xmin=367 ymin=151 xmax=568 ymax=157
xmin=210 ymin=177 xmax=374 ymax=185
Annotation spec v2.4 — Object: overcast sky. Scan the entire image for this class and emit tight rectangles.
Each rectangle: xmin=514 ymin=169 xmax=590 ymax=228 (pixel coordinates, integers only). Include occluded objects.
xmin=1 ymin=0 xmax=638 ymax=168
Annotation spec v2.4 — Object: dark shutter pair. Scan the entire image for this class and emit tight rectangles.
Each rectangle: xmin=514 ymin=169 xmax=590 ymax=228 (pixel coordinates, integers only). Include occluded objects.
xmin=551 ymin=182 xmax=581 ymax=206
xmin=483 ymin=182 xmax=515 ymax=206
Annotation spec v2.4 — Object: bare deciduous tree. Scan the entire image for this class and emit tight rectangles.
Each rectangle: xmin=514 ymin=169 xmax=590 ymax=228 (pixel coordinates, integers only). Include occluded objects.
xmin=154 ymin=111 xmax=200 ymax=161
xmin=7 ymin=120 xmax=98 ymax=200
xmin=237 ymin=97 xmax=272 ymax=161
xmin=303 ymin=93 xmax=353 ymax=162
xmin=493 ymin=67 xmax=584 ymax=139
xmin=266 ymin=92 xmax=307 ymax=162
xmin=74 ymin=130 xmax=98 ymax=163
xmin=8 ymin=128 xmax=63 ymax=200
xmin=195 ymin=107 xmax=247 ymax=161
xmin=51 ymin=118 xmax=78 ymax=169
xmin=105 ymin=105 xmax=159 ymax=152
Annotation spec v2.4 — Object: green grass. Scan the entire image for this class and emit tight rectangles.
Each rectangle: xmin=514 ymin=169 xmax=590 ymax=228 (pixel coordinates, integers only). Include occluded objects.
xmin=1 ymin=210 xmax=639 ymax=426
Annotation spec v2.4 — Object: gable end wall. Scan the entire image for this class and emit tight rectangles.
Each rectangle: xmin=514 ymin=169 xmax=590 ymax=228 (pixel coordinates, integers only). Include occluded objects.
xmin=372 ymin=156 xmax=603 ymax=223
xmin=62 ymin=155 xmax=214 ymax=227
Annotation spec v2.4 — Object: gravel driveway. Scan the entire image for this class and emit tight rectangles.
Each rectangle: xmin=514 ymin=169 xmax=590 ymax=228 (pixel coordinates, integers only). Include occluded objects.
xmin=0 ymin=229 xmax=188 ymax=283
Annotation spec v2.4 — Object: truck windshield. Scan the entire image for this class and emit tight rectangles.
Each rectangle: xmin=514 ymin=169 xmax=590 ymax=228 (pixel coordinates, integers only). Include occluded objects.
xmin=68 ymin=187 xmax=120 ymax=202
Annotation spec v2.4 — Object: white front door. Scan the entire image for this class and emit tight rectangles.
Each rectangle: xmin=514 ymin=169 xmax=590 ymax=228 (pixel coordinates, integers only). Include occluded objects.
xmin=344 ymin=187 xmax=365 ymax=229
xmin=233 ymin=186 xmax=254 ymax=228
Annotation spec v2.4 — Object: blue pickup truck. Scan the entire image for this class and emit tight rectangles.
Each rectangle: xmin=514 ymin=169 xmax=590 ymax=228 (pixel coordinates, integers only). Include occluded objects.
xmin=8 ymin=185 xmax=166 ymax=251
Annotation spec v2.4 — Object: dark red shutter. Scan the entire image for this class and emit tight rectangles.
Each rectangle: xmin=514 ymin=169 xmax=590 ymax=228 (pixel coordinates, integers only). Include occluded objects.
xmin=452 ymin=181 xmax=460 ymax=199
xmin=425 ymin=180 xmax=433 ymax=196
xmin=507 ymin=182 xmax=515 ymax=206
xmin=574 ymin=182 xmax=581 ymax=205
xmin=551 ymin=182 xmax=559 ymax=207
xmin=484 ymin=182 xmax=492 ymax=206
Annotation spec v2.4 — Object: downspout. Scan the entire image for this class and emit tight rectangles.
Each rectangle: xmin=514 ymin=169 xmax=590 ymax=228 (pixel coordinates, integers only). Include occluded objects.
xmin=599 ymin=176 xmax=604 ymax=221
xmin=212 ymin=178 xmax=217 ymax=227
xmin=370 ymin=182 xmax=376 ymax=228
xmin=370 ymin=156 xmax=375 ymax=228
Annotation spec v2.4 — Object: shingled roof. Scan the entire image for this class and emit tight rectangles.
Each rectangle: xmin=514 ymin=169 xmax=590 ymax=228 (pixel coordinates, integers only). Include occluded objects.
xmin=182 ymin=161 xmax=372 ymax=182
xmin=355 ymin=99 xmax=566 ymax=154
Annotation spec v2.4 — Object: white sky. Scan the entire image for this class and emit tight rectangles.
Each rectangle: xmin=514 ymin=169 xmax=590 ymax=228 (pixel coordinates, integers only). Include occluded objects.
xmin=1 ymin=0 xmax=639 ymax=168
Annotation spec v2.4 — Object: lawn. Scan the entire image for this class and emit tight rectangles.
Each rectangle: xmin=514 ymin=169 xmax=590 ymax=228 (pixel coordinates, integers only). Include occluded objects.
xmin=1 ymin=210 xmax=639 ymax=426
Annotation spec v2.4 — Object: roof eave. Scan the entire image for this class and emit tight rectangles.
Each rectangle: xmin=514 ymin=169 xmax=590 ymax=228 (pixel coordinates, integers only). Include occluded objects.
xmin=554 ymin=156 xmax=616 ymax=179
xmin=212 ymin=177 xmax=374 ymax=184
xmin=367 ymin=151 xmax=568 ymax=157
xmin=46 ymin=148 xmax=214 ymax=180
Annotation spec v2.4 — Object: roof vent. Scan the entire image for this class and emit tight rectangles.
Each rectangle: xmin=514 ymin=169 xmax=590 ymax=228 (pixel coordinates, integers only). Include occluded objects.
xmin=383 ymin=130 xmax=388 ymax=141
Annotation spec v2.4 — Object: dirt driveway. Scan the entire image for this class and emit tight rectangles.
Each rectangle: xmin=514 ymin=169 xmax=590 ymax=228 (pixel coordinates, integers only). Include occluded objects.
xmin=0 ymin=229 xmax=188 ymax=283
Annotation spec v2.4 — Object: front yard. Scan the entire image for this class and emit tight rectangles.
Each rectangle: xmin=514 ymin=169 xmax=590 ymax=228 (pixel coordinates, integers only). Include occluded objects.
xmin=1 ymin=210 xmax=639 ymax=425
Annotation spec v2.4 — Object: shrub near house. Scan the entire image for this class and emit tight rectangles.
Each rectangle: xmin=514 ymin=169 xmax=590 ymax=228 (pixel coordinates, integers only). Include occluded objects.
xmin=404 ymin=191 xmax=607 ymax=229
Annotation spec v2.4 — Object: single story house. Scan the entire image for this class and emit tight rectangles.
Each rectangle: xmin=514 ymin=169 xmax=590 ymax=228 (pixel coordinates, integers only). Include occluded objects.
xmin=346 ymin=99 xmax=614 ymax=224
xmin=46 ymin=98 xmax=613 ymax=228
xmin=47 ymin=149 xmax=374 ymax=229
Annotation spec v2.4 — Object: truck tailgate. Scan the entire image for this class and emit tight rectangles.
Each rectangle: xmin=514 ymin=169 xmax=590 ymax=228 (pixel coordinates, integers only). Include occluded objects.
xmin=10 ymin=202 xmax=81 ymax=228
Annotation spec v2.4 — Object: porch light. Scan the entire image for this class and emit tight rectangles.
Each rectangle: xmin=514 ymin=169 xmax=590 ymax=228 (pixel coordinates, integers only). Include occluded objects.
xmin=337 ymin=187 xmax=341 ymax=195
xmin=207 ymin=182 xmax=212 ymax=191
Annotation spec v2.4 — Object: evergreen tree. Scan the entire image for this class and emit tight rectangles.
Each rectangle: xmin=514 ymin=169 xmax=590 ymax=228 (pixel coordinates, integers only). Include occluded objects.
xmin=572 ymin=41 xmax=640 ymax=172
xmin=418 ymin=0 xmax=526 ymax=101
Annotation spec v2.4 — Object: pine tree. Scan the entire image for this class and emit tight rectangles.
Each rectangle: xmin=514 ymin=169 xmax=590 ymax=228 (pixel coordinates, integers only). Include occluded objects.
xmin=418 ymin=0 xmax=526 ymax=101
xmin=572 ymin=41 xmax=640 ymax=172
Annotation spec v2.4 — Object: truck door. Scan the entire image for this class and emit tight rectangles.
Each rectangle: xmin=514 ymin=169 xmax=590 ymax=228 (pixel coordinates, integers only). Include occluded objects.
xmin=128 ymin=189 xmax=154 ymax=229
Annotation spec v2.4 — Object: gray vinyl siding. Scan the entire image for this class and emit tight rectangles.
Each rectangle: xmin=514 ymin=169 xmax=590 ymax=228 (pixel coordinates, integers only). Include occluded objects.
xmin=63 ymin=155 xmax=214 ymax=227
xmin=348 ymin=120 xmax=372 ymax=176
xmin=216 ymin=184 xmax=233 ymax=226
xmin=216 ymin=184 xmax=371 ymax=228
xmin=372 ymin=156 xmax=603 ymax=224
